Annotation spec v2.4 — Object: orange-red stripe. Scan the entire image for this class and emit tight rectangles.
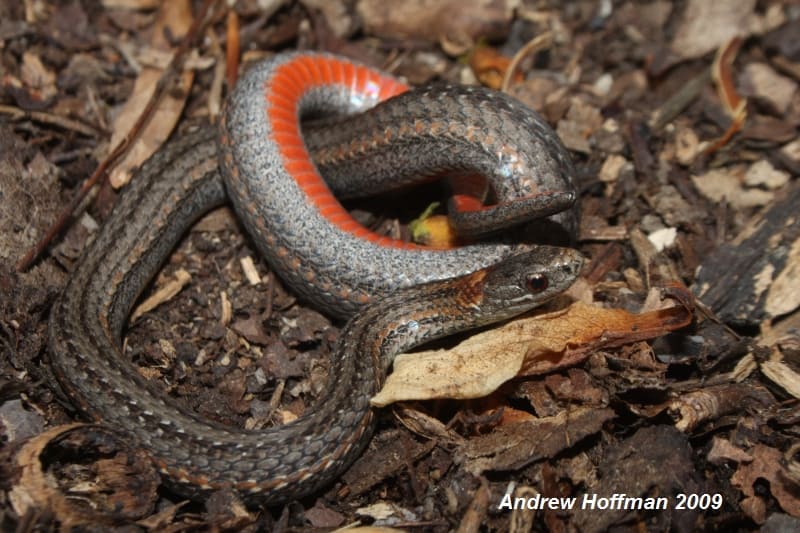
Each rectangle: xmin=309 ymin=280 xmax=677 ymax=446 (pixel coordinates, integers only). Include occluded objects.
xmin=266 ymin=56 xmax=417 ymax=250
xmin=451 ymin=194 xmax=487 ymax=213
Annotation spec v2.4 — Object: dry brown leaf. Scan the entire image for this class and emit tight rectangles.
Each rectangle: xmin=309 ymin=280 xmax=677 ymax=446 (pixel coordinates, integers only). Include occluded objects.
xmin=108 ymin=0 xmax=194 ymax=188
xmin=393 ymin=405 xmax=464 ymax=445
xmin=9 ymin=424 xmax=158 ymax=527
xmin=357 ymin=0 xmax=516 ymax=55
xmin=731 ymin=444 xmax=800 ymax=521
xmin=9 ymin=424 xmax=83 ymax=522
xmin=707 ymin=436 xmax=753 ymax=464
xmin=741 ymin=62 xmax=797 ymax=114
xmin=744 ymin=160 xmax=790 ymax=190
xmin=135 ymin=501 xmax=187 ymax=530
xmin=556 ymin=99 xmax=603 ymax=154
xmin=21 ymin=51 xmax=58 ymax=102
xmin=691 ymin=166 xmax=775 ymax=208
xmin=671 ymin=0 xmax=756 ymax=61
xmin=469 ymin=47 xmax=522 ymax=90
xmin=372 ymin=288 xmax=692 ymax=406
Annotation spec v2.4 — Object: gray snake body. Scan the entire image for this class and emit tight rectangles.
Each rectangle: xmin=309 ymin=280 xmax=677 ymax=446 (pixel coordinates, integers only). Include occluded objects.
xmin=48 ymin=53 xmax=582 ymax=503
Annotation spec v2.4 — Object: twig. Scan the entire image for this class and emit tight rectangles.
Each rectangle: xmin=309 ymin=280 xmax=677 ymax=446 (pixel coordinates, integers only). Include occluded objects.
xmin=225 ymin=4 xmax=240 ymax=87
xmin=0 ymin=104 xmax=101 ymax=137
xmin=500 ymin=32 xmax=552 ymax=93
xmin=648 ymin=69 xmax=711 ymax=130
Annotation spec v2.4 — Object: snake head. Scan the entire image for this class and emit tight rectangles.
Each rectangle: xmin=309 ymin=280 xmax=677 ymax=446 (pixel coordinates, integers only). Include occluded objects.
xmin=477 ymin=246 xmax=583 ymax=319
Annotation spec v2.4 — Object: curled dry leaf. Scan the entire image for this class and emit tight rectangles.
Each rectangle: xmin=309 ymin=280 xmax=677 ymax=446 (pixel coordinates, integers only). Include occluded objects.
xmin=469 ymin=47 xmax=522 ymax=90
xmin=9 ymin=424 xmax=159 ymax=528
xmin=372 ymin=285 xmax=693 ymax=406
xmin=705 ymin=37 xmax=747 ymax=154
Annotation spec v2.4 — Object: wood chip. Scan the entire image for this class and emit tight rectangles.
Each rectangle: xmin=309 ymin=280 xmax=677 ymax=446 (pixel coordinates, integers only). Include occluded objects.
xmin=239 ymin=256 xmax=262 ymax=285
xmin=130 ymin=268 xmax=191 ymax=322
xmin=694 ymin=182 xmax=800 ymax=325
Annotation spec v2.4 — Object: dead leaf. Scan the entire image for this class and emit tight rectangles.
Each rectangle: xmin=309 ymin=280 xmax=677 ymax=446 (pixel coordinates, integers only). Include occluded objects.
xmin=136 ymin=501 xmax=187 ymax=530
xmin=373 ymin=288 xmax=693 ymax=406
xmin=469 ymin=47 xmax=522 ymax=90
xmin=671 ymin=0 xmax=756 ymax=61
xmin=740 ymin=62 xmax=798 ymax=114
xmin=357 ymin=0 xmax=515 ymax=55
xmin=304 ymin=501 xmax=346 ymax=529
xmin=342 ymin=430 xmax=435 ymax=497
xmin=556 ymin=99 xmax=603 ymax=154
xmin=0 ymin=399 xmax=45 ymax=442
xmin=731 ymin=444 xmax=800 ymax=521
xmin=354 ymin=503 xmax=416 ymax=530
xmin=21 ymin=51 xmax=57 ymax=102
xmin=9 ymin=424 xmax=158 ymax=528
xmin=707 ymin=436 xmax=753 ymax=464
xmin=691 ymin=166 xmax=775 ymax=208
xmin=572 ymin=425 xmax=699 ymax=532
xmin=669 ymin=383 xmax=774 ymax=432
xmin=108 ymin=0 xmax=194 ymax=188
xmin=744 ymin=159 xmax=790 ymax=190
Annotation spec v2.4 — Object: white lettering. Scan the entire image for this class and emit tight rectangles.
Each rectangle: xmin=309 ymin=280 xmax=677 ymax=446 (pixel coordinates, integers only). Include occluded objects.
xmin=581 ymin=494 xmax=670 ymax=510
xmin=499 ymin=493 xmax=512 ymax=509
xmin=498 ymin=493 xmax=578 ymax=510
xmin=582 ymin=493 xmax=597 ymax=509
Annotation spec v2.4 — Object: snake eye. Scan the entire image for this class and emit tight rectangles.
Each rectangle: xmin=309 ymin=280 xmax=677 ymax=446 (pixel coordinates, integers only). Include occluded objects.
xmin=526 ymin=273 xmax=548 ymax=293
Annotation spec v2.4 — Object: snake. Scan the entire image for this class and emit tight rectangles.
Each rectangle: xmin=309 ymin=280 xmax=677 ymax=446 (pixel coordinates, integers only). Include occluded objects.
xmin=48 ymin=52 xmax=582 ymax=504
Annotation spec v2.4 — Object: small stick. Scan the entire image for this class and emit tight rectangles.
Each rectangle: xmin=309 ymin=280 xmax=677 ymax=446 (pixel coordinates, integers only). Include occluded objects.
xmin=0 ymin=105 xmax=101 ymax=137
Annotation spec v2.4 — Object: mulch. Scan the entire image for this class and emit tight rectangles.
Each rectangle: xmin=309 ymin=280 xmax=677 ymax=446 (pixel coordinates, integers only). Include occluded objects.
xmin=1 ymin=1 xmax=798 ymax=531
